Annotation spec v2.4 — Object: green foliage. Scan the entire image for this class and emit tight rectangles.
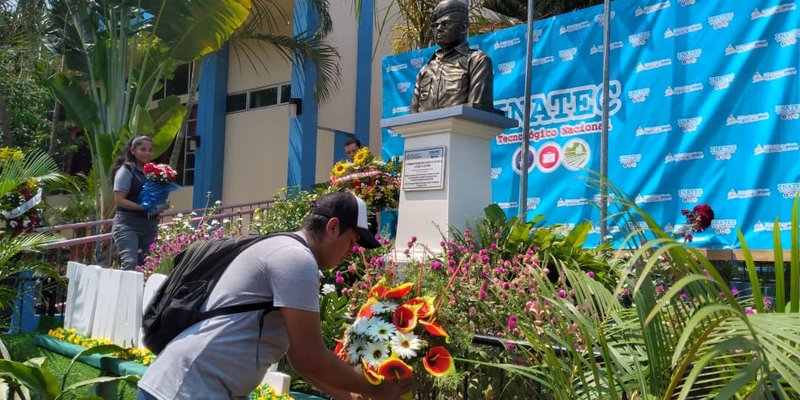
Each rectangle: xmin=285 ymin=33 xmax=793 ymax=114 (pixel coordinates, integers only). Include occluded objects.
xmin=319 ymin=289 xmax=349 ymax=349
xmin=0 ymin=46 xmax=54 ymax=153
xmin=44 ymin=173 xmax=98 ymax=227
xmin=252 ymin=187 xmax=323 ymax=234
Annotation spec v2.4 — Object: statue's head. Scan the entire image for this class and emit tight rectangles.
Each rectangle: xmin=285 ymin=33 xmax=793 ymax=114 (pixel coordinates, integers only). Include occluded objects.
xmin=432 ymin=0 xmax=469 ymax=49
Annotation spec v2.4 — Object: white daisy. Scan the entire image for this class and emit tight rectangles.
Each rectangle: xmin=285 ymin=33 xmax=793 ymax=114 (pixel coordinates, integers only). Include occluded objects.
xmin=347 ymin=338 xmax=369 ymax=365
xmin=352 ymin=317 xmax=374 ymax=336
xmin=363 ymin=341 xmax=390 ymax=368
xmin=371 ymin=301 xmax=398 ymax=314
xmin=389 ymin=331 xmax=422 ymax=359
xmin=367 ymin=319 xmax=396 ymax=342
xmin=321 ymin=284 xmax=336 ymax=295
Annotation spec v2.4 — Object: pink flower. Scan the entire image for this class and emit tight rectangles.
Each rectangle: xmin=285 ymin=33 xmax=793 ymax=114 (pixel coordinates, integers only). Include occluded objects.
xmin=587 ymin=271 xmax=595 ymax=278
xmin=507 ymin=315 xmax=517 ymax=330
xmin=745 ymin=307 xmax=756 ymax=315
xmin=335 ymin=271 xmax=344 ymax=284
xmin=557 ymin=289 xmax=567 ymax=298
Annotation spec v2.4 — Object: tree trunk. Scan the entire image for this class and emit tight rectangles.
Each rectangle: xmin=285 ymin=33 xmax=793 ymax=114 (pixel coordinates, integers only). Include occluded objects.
xmin=0 ymin=87 xmax=13 ymax=147
xmin=48 ymin=101 xmax=61 ymax=157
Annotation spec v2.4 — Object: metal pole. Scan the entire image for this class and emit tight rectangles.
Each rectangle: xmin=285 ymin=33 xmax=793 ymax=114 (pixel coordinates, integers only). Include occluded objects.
xmin=519 ymin=0 xmax=535 ymax=220
xmin=599 ymin=0 xmax=612 ymax=242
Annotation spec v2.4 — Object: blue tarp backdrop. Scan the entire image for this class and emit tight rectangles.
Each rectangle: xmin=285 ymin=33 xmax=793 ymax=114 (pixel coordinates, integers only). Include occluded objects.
xmin=381 ymin=0 xmax=800 ymax=249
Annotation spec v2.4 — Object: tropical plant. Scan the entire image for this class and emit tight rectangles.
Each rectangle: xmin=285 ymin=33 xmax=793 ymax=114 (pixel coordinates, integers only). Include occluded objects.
xmin=0 ymin=344 xmax=139 ymax=399
xmin=253 ymin=187 xmax=324 ymax=234
xmin=463 ymin=186 xmax=800 ymax=398
xmin=43 ymin=0 xmax=252 ymax=221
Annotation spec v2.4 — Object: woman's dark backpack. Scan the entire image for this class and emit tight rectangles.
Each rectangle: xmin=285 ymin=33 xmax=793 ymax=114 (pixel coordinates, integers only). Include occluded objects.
xmin=141 ymin=232 xmax=307 ymax=354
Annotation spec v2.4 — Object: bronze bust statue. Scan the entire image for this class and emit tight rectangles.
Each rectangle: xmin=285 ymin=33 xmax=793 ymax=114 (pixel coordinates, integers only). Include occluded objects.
xmin=410 ymin=0 xmax=495 ymax=114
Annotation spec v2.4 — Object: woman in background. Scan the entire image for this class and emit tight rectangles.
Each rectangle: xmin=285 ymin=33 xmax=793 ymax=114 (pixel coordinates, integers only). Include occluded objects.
xmin=110 ymin=136 xmax=159 ymax=270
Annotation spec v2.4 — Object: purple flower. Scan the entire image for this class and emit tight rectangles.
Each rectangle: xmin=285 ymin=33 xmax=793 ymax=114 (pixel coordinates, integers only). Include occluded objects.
xmin=731 ymin=288 xmax=739 ymax=297
xmin=745 ymin=307 xmax=756 ymax=315
xmin=448 ymin=258 xmax=456 ymax=267
xmin=587 ymin=271 xmax=595 ymax=279
xmin=478 ymin=289 xmax=487 ymax=300
xmin=335 ymin=271 xmax=344 ymax=284
xmin=464 ymin=228 xmax=471 ymax=236
xmin=557 ymin=289 xmax=567 ymax=298
xmin=430 ymin=261 xmax=443 ymax=270
xmin=507 ymin=315 xmax=517 ymax=330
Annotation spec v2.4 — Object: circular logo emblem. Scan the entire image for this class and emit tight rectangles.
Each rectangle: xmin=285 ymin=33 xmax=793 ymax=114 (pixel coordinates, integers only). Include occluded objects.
xmin=512 ymin=146 xmax=536 ymax=174
xmin=562 ymin=139 xmax=591 ymax=171
xmin=537 ymin=142 xmax=562 ymax=173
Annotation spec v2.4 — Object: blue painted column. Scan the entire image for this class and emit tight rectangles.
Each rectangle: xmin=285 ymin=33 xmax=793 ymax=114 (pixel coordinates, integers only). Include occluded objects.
xmin=354 ymin=0 xmax=374 ymax=146
xmin=193 ymin=44 xmax=230 ymax=208
xmin=288 ymin=0 xmax=320 ymax=189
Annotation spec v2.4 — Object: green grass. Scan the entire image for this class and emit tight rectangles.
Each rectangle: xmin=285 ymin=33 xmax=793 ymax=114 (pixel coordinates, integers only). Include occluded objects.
xmin=1 ymin=317 xmax=138 ymax=400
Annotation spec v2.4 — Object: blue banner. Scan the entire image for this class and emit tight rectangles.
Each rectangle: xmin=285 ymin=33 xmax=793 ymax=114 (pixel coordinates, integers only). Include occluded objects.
xmin=382 ymin=0 xmax=800 ymax=249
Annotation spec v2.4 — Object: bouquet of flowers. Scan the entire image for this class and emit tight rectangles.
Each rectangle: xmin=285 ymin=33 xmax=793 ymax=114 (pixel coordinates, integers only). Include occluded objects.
xmin=679 ymin=204 xmax=715 ymax=242
xmin=0 ymin=147 xmax=43 ymax=234
xmin=139 ymin=162 xmax=181 ymax=213
xmin=330 ymin=147 xmax=401 ymax=212
xmin=334 ymin=278 xmax=455 ymax=391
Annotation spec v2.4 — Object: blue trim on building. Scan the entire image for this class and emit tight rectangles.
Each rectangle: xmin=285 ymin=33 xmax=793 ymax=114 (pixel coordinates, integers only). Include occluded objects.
xmin=193 ymin=44 xmax=230 ymax=208
xmin=354 ymin=0 xmax=374 ymax=147
xmin=288 ymin=0 xmax=320 ymax=189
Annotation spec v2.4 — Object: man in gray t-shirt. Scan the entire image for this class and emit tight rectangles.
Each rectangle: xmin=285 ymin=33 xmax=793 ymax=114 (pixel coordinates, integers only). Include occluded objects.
xmin=138 ymin=193 xmax=410 ymax=400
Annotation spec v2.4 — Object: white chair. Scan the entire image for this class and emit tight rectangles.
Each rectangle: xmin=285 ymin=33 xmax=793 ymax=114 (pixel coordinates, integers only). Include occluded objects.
xmin=261 ymin=364 xmax=291 ymax=394
xmin=63 ymin=261 xmax=86 ymax=330
xmin=109 ymin=270 xmax=144 ymax=348
xmin=67 ymin=264 xmax=103 ymax=336
xmin=90 ymin=268 xmax=122 ymax=340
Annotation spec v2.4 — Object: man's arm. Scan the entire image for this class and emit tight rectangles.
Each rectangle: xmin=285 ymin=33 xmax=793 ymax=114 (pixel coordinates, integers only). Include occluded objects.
xmin=468 ymin=52 xmax=494 ymax=110
xmin=282 ymin=307 xmax=410 ymax=400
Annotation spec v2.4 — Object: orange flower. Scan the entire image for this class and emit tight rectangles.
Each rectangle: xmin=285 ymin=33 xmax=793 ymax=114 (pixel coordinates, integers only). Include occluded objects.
xmin=406 ymin=296 xmax=435 ymax=318
xmin=419 ymin=320 xmax=450 ymax=343
xmin=378 ymin=355 xmax=414 ymax=381
xmin=369 ymin=283 xmax=389 ymax=299
xmin=384 ymin=283 xmax=413 ymax=299
xmin=358 ymin=298 xmax=377 ymax=318
xmin=361 ymin=358 xmax=384 ymax=385
xmin=392 ymin=305 xmax=419 ymax=333
xmin=423 ymin=346 xmax=455 ymax=377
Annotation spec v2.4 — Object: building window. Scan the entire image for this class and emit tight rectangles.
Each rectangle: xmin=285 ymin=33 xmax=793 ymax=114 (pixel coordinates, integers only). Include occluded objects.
xmin=225 ymin=83 xmax=291 ymax=114
xmin=153 ymin=63 xmax=193 ymax=100
xmin=182 ymin=105 xmax=198 ymax=186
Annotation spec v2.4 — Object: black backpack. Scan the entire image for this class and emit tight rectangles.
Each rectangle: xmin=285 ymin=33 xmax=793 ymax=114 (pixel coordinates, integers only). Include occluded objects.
xmin=141 ymin=232 xmax=307 ymax=354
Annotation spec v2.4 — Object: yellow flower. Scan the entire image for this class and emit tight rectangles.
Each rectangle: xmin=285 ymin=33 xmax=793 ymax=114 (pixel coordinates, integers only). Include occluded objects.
xmin=331 ymin=161 xmax=349 ymax=177
xmin=352 ymin=147 xmax=373 ymax=166
xmin=0 ymin=147 xmax=24 ymax=164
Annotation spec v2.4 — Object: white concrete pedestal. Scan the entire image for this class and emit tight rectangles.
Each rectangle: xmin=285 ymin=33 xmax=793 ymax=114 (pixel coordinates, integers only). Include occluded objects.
xmin=381 ymin=105 xmax=517 ymax=257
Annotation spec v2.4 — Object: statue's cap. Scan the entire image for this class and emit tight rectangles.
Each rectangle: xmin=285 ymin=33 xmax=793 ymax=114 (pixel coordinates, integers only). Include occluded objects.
xmin=433 ymin=0 xmax=469 ymax=21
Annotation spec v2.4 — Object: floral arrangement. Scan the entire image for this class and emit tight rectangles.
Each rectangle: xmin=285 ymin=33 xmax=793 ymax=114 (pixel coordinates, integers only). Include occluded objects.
xmin=0 ymin=147 xmax=44 ymax=234
xmin=250 ymin=384 xmax=293 ymax=400
xmin=679 ymin=204 xmax=715 ymax=242
xmin=335 ymin=277 xmax=455 ymax=389
xmin=139 ymin=162 xmax=180 ymax=213
xmin=48 ymin=327 xmax=156 ymax=365
xmin=329 ymin=147 xmax=401 ymax=212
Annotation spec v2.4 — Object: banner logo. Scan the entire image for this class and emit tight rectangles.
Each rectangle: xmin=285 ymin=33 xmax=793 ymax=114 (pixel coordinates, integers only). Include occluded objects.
xmin=497 ymin=81 xmax=622 ymax=131
xmin=537 ymin=142 xmax=562 ymax=173
xmin=590 ymin=41 xmax=623 ymax=55
xmin=775 ymin=28 xmax=800 ymax=46
xmin=777 ymin=182 xmax=800 ymax=198
xmin=677 ymin=48 xmax=702 ymax=64
xmin=775 ymin=104 xmax=800 ymax=120
xmin=727 ymin=188 xmax=771 ymax=199
xmin=386 ymin=63 xmax=407 ymax=72
xmin=511 ymin=146 xmax=536 ymax=174
xmin=708 ymin=12 xmax=734 ymax=29
xmin=712 ymin=219 xmax=737 ymax=234
xmin=665 ymin=83 xmax=704 ymax=97
xmin=635 ymin=193 xmax=673 ymax=204
xmin=628 ymin=88 xmax=651 ymax=103
xmin=636 ymin=124 xmax=671 ymax=136
xmin=562 ymin=139 xmax=591 ymax=171
xmin=628 ymin=31 xmax=651 ymax=47
xmin=559 ymin=48 xmax=578 ymax=62
xmin=557 ymin=197 xmax=590 ymax=207
xmin=392 ymin=106 xmax=410 ymax=114
xmin=619 ymin=154 xmax=641 ymax=168
xmin=533 ymin=56 xmax=555 ymax=66
xmin=665 ymin=151 xmax=704 ymax=163
xmin=495 ymin=128 xmax=558 ymax=145
xmin=709 ymin=145 xmax=737 ymax=160
xmin=678 ymin=188 xmax=704 ymax=203
xmin=677 ymin=117 xmax=702 ymax=132
xmin=593 ymin=11 xmax=616 ymax=26
xmin=754 ymin=143 xmax=800 ymax=155
xmin=635 ymin=1 xmax=670 ymax=16
xmin=709 ymin=73 xmax=735 ymax=90
xmin=665 ymin=23 xmax=703 ymax=39
xmin=396 ymin=82 xmax=411 ymax=93
xmin=409 ymin=57 xmax=425 ymax=68
xmin=497 ymin=202 xmax=518 ymax=210
xmin=754 ymin=220 xmax=792 ymax=232
xmin=752 ymin=3 xmax=797 ymax=20
xmin=494 ymin=37 xmax=522 ymax=50
xmin=559 ymin=21 xmax=590 ymax=35
xmin=753 ymin=67 xmax=797 ymax=83
xmin=491 ymin=168 xmax=502 ymax=180
xmin=561 ymin=121 xmax=611 ymax=137
xmin=726 ymin=112 xmax=769 ymax=126
xmin=679 ymin=0 xmax=696 ymax=6
xmin=498 ymin=61 xmax=517 ymax=75
xmin=726 ymin=40 xmax=768 ymax=55
xmin=636 ymin=58 xmax=672 ymax=72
